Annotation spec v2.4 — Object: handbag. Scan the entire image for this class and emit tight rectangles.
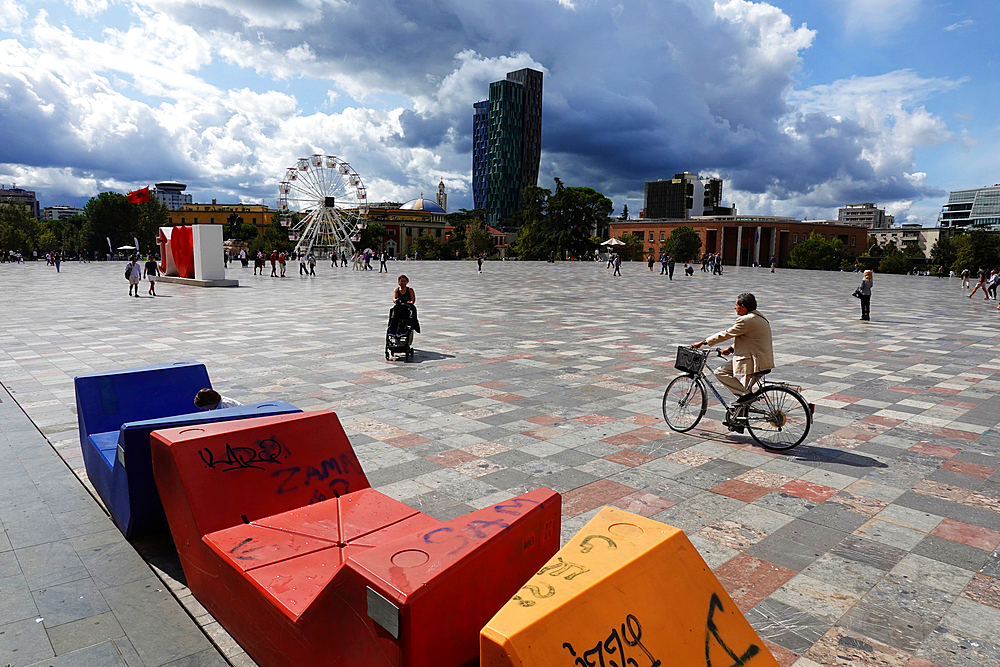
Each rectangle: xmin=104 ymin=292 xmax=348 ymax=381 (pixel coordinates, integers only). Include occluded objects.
xmin=852 ymin=288 xmax=862 ymax=299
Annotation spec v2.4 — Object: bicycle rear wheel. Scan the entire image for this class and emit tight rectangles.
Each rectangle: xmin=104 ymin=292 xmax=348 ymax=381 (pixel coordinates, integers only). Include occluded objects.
xmin=746 ymin=386 xmax=811 ymax=450
xmin=662 ymin=375 xmax=706 ymax=432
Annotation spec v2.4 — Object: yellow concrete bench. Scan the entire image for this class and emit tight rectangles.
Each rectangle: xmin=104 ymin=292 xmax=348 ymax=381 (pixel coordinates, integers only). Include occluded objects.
xmin=482 ymin=506 xmax=778 ymax=667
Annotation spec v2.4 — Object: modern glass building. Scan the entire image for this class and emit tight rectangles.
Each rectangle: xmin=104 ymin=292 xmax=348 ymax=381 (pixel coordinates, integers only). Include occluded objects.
xmin=472 ymin=68 xmax=543 ymax=226
xmin=472 ymin=101 xmax=489 ymax=210
xmin=938 ymin=184 xmax=1000 ymax=230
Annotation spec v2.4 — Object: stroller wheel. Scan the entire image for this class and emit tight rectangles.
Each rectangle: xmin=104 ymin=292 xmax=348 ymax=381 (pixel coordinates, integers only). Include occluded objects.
xmin=385 ymin=349 xmax=390 ymax=360
xmin=406 ymin=348 xmax=413 ymax=360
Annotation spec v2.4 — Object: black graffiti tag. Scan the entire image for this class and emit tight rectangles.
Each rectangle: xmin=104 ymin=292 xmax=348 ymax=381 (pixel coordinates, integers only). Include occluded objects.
xmin=198 ymin=437 xmax=284 ymax=472
xmin=562 ymin=614 xmax=660 ymax=667
xmin=705 ymin=593 xmax=760 ymax=667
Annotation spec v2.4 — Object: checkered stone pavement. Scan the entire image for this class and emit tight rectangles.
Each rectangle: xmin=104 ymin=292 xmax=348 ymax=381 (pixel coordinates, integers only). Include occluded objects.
xmin=2 ymin=258 xmax=1000 ymax=666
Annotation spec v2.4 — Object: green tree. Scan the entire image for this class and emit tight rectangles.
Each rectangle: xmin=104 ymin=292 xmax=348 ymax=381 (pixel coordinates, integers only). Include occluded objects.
xmin=952 ymin=231 xmax=1000 ymax=274
xmin=619 ymin=233 xmax=645 ymax=261
xmin=619 ymin=204 xmax=629 ymax=220
xmin=788 ymin=232 xmax=846 ymax=270
xmin=135 ymin=198 xmax=169 ymax=255
xmin=240 ymin=223 xmax=260 ymax=240
xmin=0 ymin=204 xmax=42 ymax=255
xmin=929 ymin=235 xmax=957 ymax=269
xmin=360 ymin=222 xmax=387 ymax=253
xmin=85 ymin=192 xmax=140 ymax=255
xmin=661 ymin=225 xmax=702 ymax=261
xmin=511 ymin=185 xmax=551 ymax=260
xmin=546 ymin=179 xmax=613 ymax=260
xmin=443 ymin=208 xmax=485 ymax=258
xmin=248 ymin=214 xmax=294 ymax=256
xmin=411 ymin=230 xmax=441 ymax=259
xmin=877 ymin=241 xmax=913 ymax=274
xmin=465 ymin=218 xmax=493 ymax=257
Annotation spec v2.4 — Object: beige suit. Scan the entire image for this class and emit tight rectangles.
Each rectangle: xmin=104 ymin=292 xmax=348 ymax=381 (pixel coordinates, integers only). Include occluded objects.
xmin=704 ymin=311 xmax=774 ymax=397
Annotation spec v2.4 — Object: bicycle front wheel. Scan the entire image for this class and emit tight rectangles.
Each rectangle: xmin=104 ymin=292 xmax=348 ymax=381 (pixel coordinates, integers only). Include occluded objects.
xmin=662 ymin=375 xmax=707 ymax=432
xmin=746 ymin=386 xmax=811 ymax=450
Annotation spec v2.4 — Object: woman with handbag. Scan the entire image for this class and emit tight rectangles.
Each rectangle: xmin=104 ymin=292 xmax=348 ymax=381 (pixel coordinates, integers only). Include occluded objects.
xmin=857 ymin=270 xmax=873 ymax=321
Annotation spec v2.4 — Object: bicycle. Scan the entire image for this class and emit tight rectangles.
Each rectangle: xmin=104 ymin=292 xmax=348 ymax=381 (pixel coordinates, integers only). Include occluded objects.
xmin=661 ymin=346 xmax=814 ymax=451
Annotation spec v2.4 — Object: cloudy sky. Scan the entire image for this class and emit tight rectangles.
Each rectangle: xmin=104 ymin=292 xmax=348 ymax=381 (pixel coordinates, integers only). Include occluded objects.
xmin=1 ymin=0 xmax=996 ymax=224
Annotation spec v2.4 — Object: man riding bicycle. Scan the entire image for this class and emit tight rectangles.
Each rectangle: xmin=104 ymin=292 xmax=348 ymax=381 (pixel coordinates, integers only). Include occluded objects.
xmin=692 ymin=292 xmax=773 ymax=405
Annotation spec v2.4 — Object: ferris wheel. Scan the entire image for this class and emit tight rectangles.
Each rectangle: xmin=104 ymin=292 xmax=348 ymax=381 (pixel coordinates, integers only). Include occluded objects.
xmin=277 ymin=154 xmax=368 ymax=256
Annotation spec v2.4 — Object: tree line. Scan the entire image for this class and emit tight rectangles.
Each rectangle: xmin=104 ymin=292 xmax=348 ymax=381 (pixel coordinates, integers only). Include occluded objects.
xmin=1 ymin=192 xmax=169 ymax=258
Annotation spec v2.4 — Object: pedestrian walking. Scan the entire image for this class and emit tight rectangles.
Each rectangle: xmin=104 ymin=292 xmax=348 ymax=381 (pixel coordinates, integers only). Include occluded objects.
xmin=379 ymin=251 xmax=388 ymax=273
xmin=341 ymin=251 xmax=347 ymax=267
xmin=299 ymin=253 xmax=307 ymax=275
xmin=269 ymin=251 xmax=277 ymax=276
xmin=613 ymin=253 xmax=622 ymax=277
xmin=858 ymin=269 xmax=873 ymax=321
xmin=278 ymin=252 xmax=287 ymax=277
xmin=660 ymin=254 xmax=667 ymax=275
xmin=770 ymin=256 xmax=776 ymax=273
xmin=667 ymin=255 xmax=675 ymax=281
xmin=477 ymin=253 xmax=484 ymax=272
xmin=143 ymin=254 xmax=159 ymax=295
xmin=647 ymin=253 xmax=655 ymax=271
xmin=308 ymin=254 xmax=316 ymax=276
xmin=126 ymin=256 xmax=142 ymax=297
xmin=969 ymin=267 xmax=988 ymax=299
xmin=986 ymin=270 xmax=999 ymax=300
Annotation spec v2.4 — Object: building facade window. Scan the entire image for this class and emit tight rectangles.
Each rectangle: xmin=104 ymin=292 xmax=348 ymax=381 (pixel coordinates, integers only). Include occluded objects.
xmin=793 ymin=234 xmax=797 ymax=243
xmin=660 ymin=232 xmax=665 ymax=241
xmin=851 ymin=237 xmax=856 ymax=246
xmin=648 ymin=232 xmax=654 ymax=241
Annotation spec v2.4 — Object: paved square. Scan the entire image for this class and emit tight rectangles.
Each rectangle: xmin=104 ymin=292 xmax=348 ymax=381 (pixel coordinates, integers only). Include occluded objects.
xmin=2 ymin=259 xmax=999 ymax=666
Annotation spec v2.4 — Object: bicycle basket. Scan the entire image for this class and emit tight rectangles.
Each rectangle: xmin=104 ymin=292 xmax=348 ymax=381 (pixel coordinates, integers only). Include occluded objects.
xmin=675 ymin=346 xmax=708 ymax=374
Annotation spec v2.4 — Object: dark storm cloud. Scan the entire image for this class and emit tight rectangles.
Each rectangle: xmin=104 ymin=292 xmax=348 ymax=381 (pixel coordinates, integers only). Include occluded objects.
xmin=2 ymin=0 xmax=961 ymax=216
xmin=393 ymin=110 xmax=453 ymax=149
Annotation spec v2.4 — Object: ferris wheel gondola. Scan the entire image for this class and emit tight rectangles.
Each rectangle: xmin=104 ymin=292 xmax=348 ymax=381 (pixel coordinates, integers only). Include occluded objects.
xmin=277 ymin=154 xmax=368 ymax=257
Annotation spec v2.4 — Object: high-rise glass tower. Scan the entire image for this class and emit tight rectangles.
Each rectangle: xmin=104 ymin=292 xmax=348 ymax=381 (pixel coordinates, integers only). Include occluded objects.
xmin=472 ymin=101 xmax=489 ymax=211
xmin=472 ymin=68 xmax=543 ymax=226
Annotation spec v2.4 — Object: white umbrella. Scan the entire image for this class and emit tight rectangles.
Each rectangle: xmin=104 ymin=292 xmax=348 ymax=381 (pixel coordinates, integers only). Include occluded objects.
xmin=601 ymin=238 xmax=625 ymax=246
xmin=116 ymin=245 xmax=136 ymax=250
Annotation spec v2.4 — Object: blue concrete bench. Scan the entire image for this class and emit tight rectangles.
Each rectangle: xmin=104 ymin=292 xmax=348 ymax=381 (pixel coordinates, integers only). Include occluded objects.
xmin=74 ymin=361 xmax=300 ymax=537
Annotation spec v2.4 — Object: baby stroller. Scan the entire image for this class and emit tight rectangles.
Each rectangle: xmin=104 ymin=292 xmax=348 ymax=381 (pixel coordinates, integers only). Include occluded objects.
xmin=385 ymin=303 xmax=418 ymax=360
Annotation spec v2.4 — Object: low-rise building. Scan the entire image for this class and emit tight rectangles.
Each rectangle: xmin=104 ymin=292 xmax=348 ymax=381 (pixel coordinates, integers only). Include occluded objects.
xmin=869 ymin=225 xmax=951 ymax=257
xmin=154 ymin=182 xmax=194 ymax=210
xmin=0 ymin=185 xmax=40 ymax=218
xmin=167 ymin=202 xmax=271 ymax=237
xmin=41 ymin=206 xmax=85 ymax=221
xmin=365 ymin=197 xmax=448 ymax=257
xmin=838 ymin=203 xmax=894 ymax=229
xmin=609 ymin=215 xmax=868 ymax=266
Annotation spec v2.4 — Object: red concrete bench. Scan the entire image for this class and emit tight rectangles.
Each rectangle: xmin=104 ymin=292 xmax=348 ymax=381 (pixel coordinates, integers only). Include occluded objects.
xmin=151 ymin=410 xmax=560 ymax=667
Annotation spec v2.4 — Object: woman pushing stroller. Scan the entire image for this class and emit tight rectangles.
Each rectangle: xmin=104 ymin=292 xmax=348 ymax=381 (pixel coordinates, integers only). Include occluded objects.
xmin=386 ymin=275 xmax=420 ymax=359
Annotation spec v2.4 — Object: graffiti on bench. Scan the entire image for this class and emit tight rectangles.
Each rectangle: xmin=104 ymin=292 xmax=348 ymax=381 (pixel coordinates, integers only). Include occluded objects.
xmin=198 ymin=437 xmax=285 ymax=472
xmin=561 ymin=614 xmax=660 ymax=667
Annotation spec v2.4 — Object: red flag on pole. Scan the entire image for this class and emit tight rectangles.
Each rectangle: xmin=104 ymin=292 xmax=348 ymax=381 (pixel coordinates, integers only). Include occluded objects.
xmin=126 ymin=186 xmax=149 ymax=203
